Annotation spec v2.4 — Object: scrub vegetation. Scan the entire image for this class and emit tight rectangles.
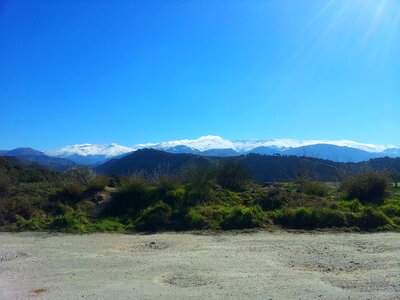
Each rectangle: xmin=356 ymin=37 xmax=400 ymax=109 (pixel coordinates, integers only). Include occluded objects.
xmin=1 ymin=157 xmax=399 ymax=233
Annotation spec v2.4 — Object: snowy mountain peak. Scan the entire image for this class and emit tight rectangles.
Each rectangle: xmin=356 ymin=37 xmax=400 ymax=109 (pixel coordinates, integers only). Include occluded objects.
xmin=46 ymin=136 xmax=399 ymax=161
xmin=46 ymin=143 xmax=134 ymax=157
xmin=135 ymin=136 xmax=397 ymax=153
xmin=137 ymin=135 xmax=236 ymax=152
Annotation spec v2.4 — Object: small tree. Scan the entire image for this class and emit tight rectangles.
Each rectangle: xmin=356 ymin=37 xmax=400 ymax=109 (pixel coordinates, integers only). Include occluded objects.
xmin=216 ymin=160 xmax=250 ymax=191
xmin=66 ymin=166 xmax=95 ymax=186
xmin=390 ymin=173 xmax=400 ymax=188
xmin=341 ymin=172 xmax=389 ymax=204
xmin=183 ymin=164 xmax=217 ymax=202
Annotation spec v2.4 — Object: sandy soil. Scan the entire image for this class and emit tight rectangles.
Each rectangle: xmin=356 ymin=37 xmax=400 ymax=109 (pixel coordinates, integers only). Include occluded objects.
xmin=0 ymin=231 xmax=399 ymax=299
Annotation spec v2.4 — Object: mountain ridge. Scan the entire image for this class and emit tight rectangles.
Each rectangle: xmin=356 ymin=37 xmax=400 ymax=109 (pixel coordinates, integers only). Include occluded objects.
xmin=0 ymin=147 xmax=75 ymax=171
xmin=42 ymin=136 xmax=400 ymax=164
xmin=3 ymin=136 xmax=399 ymax=165
xmin=96 ymin=148 xmax=400 ymax=182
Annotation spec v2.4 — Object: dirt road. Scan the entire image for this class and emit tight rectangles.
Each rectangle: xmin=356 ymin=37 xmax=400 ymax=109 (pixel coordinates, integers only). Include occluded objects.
xmin=0 ymin=231 xmax=399 ymax=299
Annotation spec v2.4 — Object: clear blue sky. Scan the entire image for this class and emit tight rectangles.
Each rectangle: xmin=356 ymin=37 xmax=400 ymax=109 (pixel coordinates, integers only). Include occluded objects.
xmin=1 ymin=0 xmax=399 ymax=150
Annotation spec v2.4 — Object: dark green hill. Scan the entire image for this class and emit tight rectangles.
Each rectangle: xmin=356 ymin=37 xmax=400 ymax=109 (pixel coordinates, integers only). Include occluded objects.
xmin=1 ymin=147 xmax=75 ymax=171
xmin=96 ymin=149 xmax=400 ymax=182
xmin=96 ymin=148 xmax=216 ymax=176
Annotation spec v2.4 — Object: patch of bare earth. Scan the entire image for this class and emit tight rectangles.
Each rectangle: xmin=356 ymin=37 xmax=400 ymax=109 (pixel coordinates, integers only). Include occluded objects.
xmin=0 ymin=232 xmax=399 ymax=299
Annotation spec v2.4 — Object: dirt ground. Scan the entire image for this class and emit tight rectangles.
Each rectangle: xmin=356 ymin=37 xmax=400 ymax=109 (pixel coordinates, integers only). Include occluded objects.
xmin=0 ymin=231 xmax=399 ymax=299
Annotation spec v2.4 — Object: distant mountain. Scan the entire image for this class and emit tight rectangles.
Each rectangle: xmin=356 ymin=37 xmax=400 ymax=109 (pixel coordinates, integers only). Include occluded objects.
xmin=6 ymin=147 xmax=46 ymax=157
xmin=56 ymin=154 xmax=113 ymax=165
xmin=44 ymin=136 xmax=400 ymax=164
xmin=1 ymin=147 xmax=75 ymax=171
xmin=383 ymin=148 xmax=400 ymax=157
xmin=96 ymin=149 xmax=400 ymax=182
xmin=96 ymin=148 xmax=215 ymax=176
xmin=238 ymin=154 xmax=345 ymax=182
xmin=163 ymin=145 xmax=201 ymax=155
xmin=282 ymin=144 xmax=379 ymax=163
xmin=46 ymin=143 xmax=134 ymax=164
xmin=248 ymin=144 xmax=383 ymax=162
xmin=2 ymin=155 xmax=41 ymax=168
xmin=137 ymin=135 xmax=397 ymax=153
xmin=162 ymin=146 xmax=239 ymax=157
xmin=248 ymin=146 xmax=282 ymax=156
xmin=95 ymin=149 xmax=347 ymax=181
xmin=200 ymin=148 xmax=240 ymax=157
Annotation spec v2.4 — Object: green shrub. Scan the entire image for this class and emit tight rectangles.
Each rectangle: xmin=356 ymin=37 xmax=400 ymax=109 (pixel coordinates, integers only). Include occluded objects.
xmin=52 ymin=202 xmax=74 ymax=215
xmin=75 ymin=200 xmax=95 ymax=214
xmin=49 ymin=213 xmax=89 ymax=232
xmin=156 ymin=177 xmax=184 ymax=206
xmin=334 ymin=199 xmax=363 ymax=213
xmin=0 ymin=195 xmax=34 ymax=225
xmin=135 ymin=202 xmax=172 ymax=231
xmin=275 ymin=207 xmax=346 ymax=229
xmin=216 ymin=160 xmax=250 ymax=191
xmin=87 ymin=176 xmax=109 ymax=192
xmin=220 ymin=206 xmax=265 ymax=229
xmin=257 ymin=188 xmax=286 ymax=210
xmin=52 ymin=183 xmax=85 ymax=205
xmin=65 ymin=166 xmax=95 ymax=186
xmin=392 ymin=217 xmax=400 ymax=226
xmin=380 ymin=204 xmax=400 ymax=218
xmin=349 ymin=208 xmax=390 ymax=229
xmin=0 ymin=178 xmax=11 ymax=196
xmin=184 ymin=207 xmax=208 ymax=229
xmin=87 ymin=218 xmax=125 ymax=232
xmin=184 ymin=164 xmax=217 ymax=203
xmin=302 ymin=181 xmax=328 ymax=197
xmin=341 ymin=172 xmax=389 ymax=204
xmin=15 ymin=214 xmax=49 ymax=231
xmin=106 ymin=178 xmax=154 ymax=217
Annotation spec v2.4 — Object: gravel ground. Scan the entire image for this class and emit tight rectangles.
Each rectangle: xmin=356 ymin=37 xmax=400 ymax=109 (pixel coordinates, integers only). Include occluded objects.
xmin=0 ymin=231 xmax=399 ymax=299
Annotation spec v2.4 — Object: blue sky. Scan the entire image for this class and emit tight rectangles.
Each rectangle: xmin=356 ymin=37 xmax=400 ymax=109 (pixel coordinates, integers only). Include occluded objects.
xmin=1 ymin=0 xmax=399 ymax=150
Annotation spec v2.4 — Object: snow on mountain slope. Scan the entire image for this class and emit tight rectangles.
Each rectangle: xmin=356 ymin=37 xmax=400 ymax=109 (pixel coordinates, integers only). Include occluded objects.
xmin=137 ymin=136 xmax=397 ymax=153
xmin=47 ymin=143 xmax=134 ymax=157
xmin=46 ymin=136 xmax=399 ymax=159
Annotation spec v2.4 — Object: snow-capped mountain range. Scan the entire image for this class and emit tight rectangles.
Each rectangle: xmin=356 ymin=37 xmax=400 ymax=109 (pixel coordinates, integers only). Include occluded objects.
xmin=136 ymin=135 xmax=396 ymax=153
xmin=45 ymin=135 xmax=400 ymax=164
xmin=47 ymin=143 xmax=134 ymax=158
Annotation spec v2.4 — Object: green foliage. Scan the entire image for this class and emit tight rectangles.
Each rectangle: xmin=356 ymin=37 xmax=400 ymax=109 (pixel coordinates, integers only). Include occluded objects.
xmin=86 ymin=218 xmax=125 ymax=232
xmin=155 ymin=177 xmax=184 ymax=206
xmin=256 ymin=187 xmax=286 ymax=210
xmin=341 ymin=172 xmax=389 ymax=204
xmin=349 ymin=208 xmax=390 ymax=229
xmin=380 ymin=204 xmax=400 ymax=217
xmin=184 ymin=207 xmax=208 ymax=229
xmin=0 ymin=194 xmax=34 ymax=225
xmin=220 ymin=206 xmax=266 ymax=229
xmin=392 ymin=217 xmax=400 ymax=226
xmin=1 ymin=156 xmax=399 ymax=232
xmin=134 ymin=202 xmax=172 ymax=231
xmin=184 ymin=164 xmax=217 ymax=203
xmin=390 ymin=172 xmax=400 ymax=188
xmin=65 ymin=166 xmax=95 ymax=186
xmin=87 ymin=176 xmax=109 ymax=192
xmin=301 ymin=181 xmax=329 ymax=197
xmin=333 ymin=199 xmax=363 ymax=213
xmin=106 ymin=178 xmax=154 ymax=217
xmin=0 ymin=177 xmax=11 ymax=196
xmin=15 ymin=214 xmax=49 ymax=231
xmin=274 ymin=207 xmax=346 ymax=229
xmin=216 ymin=160 xmax=249 ymax=191
xmin=52 ymin=183 xmax=85 ymax=205
xmin=49 ymin=213 xmax=89 ymax=232
xmin=183 ymin=205 xmax=266 ymax=230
